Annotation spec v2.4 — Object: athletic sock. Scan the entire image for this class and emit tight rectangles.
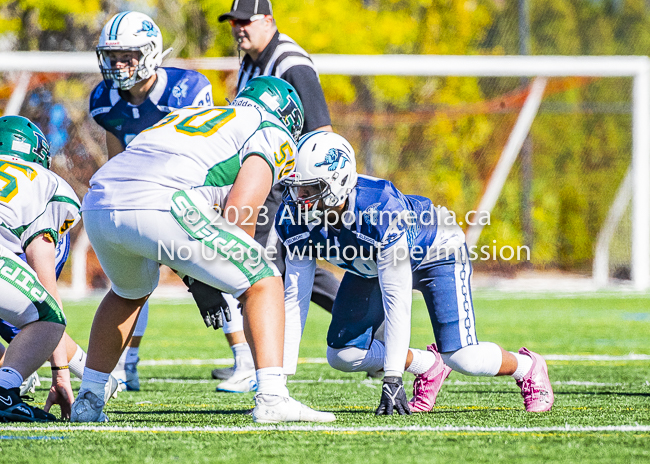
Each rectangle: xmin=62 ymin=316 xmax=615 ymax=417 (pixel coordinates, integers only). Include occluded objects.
xmin=0 ymin=367 xmax=23 ymax=389
xmin=256 ymin=367 xmax=289 ymax=397
xmin=80 ymin=367 xmax=110 ymax=401
xmin=69 ymin=344 xmax=87 ymax=379
xmin=232 ymin=343 xmax=254 ymax=372
xmin=511 ymin=352 xmax=534 ymax=381
xmin=125 ymin=346 xmax=139 ymax=365
xmin=406 ymin=348 xmax=436 ymax=375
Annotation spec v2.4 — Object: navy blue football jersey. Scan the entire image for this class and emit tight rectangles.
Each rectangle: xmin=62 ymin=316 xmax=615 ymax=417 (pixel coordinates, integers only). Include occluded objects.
xmin=275 ymin=175 xmax=438 ymax=278
xmin=89 ymin=67 xmax=212 ymax=148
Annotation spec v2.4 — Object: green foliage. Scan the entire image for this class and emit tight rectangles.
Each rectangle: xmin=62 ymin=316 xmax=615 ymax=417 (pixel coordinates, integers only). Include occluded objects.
xmin=1 ymin=0 xmax=647 ymax=272
xmin=0 ymin=0 xmax=103 ymax=50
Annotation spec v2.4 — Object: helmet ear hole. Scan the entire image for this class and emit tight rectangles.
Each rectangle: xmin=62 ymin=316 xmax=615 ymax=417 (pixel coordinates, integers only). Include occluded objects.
xmin=232 ymin=76 xmax=304 ymax=142
xmin=341 ymin=175 xmax=348 ymax=186
xmin=0 ymin=115 xmax=50 ymax=168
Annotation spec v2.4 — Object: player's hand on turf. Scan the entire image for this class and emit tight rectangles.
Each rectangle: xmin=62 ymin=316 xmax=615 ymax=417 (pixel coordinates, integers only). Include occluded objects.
xmin=375 ymin=376 xmax=411 ymax=416
xmin=45 ymin=369 xmax=74 ymax=420
xmin=183 ymin=276 xmax=232 ymax=330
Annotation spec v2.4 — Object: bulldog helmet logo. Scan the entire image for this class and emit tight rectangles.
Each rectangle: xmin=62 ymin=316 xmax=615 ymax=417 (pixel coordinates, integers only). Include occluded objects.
xmin=138 ymin=20 xmax=158 ymax=37
xmin=315 ymin=148 xmax=350 ymax=171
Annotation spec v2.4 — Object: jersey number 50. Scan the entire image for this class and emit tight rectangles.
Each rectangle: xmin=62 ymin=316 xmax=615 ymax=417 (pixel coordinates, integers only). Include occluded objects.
xmin=144 ymin=108 xmax=236 ymax=137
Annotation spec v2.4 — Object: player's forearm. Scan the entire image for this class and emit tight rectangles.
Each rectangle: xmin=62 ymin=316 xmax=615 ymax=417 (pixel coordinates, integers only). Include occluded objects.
xmin=49 ymin=333 xmax=69 ymax=369
xmin=225 ymin=156 xmax=273 ymax=238
xmin=377 ymin=237 xmax=413 ymax=376
xmin=223 ymin=201 xmax=258 ymax=237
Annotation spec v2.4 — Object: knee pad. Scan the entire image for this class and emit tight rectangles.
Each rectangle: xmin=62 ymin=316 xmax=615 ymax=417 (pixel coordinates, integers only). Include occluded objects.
xmin=441 ymin=342 xmax=502 ymax=377
xmin=327 ymin=341 xmax=385 ymax=374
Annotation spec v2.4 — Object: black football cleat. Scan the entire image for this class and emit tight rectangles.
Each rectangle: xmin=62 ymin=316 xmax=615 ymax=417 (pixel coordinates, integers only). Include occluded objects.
xmin=0 ymin=386 xmax=57 ymax=422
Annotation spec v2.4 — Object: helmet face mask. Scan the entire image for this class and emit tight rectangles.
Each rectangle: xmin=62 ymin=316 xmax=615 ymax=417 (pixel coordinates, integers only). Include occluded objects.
xmin=96 ymin=48 xmax=144 ymax=90
xmin=232 ymin=76 xmax=304 ymax=142
xmin=96 ymin=12 xmax=168 ymax=91
xmin=281 ymin=177 xmax=332 ymax=223
xmin=281 ymin=131 xmax=358 ymax=223
xmin=0 ymin=116 xmax=51 ymax=169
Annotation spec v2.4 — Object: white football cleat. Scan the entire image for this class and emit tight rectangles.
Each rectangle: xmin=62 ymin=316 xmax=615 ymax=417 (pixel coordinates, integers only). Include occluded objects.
xmin=252 ymin=394 xmax=336 ymax=423
xmin=71 ymin=390 xmax=109 ymax=423
xmin=112 ymin=360 xmax=140 ymax=391
xmin=216 ymin=369 xmax=257 ymax=393
xmin=211 ymin=366 xmax=235 ymax=380
xmin=112 ymin=368 xmax=127 ymax=388
xmin=19 ymin=372 xmax=41 ymax=396
xmin=104 ymin=374 xmax=123 ymax=403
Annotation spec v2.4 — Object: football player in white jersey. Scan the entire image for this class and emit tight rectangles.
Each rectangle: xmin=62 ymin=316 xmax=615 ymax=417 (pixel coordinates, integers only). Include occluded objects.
xmin=0 ymin=239 xmax=122 ymax=403
xmin=0 ymin=116 xmax=81 ymax=421
xmin=71 ymin=76 xmax=335 ymax=423
xmin=91 ymin=11 xmax=229 ymax=392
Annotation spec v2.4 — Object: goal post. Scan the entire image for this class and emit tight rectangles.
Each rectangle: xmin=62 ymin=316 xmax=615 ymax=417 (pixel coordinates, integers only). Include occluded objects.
xmin=0 ymin=52 xmax=647 ymax=291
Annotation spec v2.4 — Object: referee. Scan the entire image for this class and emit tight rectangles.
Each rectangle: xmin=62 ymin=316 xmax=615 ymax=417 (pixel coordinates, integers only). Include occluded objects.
xmin=220 ymin=0 xmax=332 ymax=133
xmin=212 ymin=0 xmax=341 ymax=383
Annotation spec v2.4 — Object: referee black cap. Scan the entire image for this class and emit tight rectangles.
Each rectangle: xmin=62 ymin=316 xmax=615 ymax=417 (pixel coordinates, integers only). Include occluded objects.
xmin=218 ymin=0 xmax=273 ymax=22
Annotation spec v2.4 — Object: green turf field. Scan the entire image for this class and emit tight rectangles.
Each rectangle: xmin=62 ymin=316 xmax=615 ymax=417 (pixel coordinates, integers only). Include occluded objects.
xmin=2 ymin=292 xmax=649 ymax=463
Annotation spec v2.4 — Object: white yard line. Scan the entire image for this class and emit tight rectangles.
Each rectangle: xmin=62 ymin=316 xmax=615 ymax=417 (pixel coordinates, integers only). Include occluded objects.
xmin=1 ymin=424 xmax=650 ymax=434
xmin=544 ymin=354 xmax=650 ymax=361
xmin=133 ymin=354 xmax=650 ymax=367
xmin=136 ymin=357 xmax=328 ymax=366
xmin=36 ymin=378 xmax=644 ymax=388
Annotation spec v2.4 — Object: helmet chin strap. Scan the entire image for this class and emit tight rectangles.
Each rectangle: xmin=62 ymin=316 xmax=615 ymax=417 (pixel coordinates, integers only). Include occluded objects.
xmin=323 ymin=191 xmax=345 ymax=208
xmin=306 ymin=206 xmax=323 ymax=223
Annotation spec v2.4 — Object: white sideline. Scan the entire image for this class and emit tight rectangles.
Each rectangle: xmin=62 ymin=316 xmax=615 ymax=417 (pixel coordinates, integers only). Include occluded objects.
xmin=1 ymin=425 xmax=650 ymax=434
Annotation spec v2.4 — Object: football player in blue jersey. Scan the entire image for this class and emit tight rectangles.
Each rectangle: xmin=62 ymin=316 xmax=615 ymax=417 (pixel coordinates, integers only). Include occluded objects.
xmin=89 ymin=11 xmax=222 ymax=391
xmin=91 ymin=11 xmax=213 ymax=158
xmin=276 ymin=131 xmax=554 ymax=415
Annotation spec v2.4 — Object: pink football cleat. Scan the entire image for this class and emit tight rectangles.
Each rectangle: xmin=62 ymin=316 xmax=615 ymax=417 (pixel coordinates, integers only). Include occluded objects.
xmin=516 ymin=347 xmax=554 ymax=412
xmin=408 ymin=344 xmax=452 ymax=413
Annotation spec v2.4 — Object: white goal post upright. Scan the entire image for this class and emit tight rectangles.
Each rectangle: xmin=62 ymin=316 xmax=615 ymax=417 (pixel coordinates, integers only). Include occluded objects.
xmin=0 ymin=53 xmax=647 ymax=290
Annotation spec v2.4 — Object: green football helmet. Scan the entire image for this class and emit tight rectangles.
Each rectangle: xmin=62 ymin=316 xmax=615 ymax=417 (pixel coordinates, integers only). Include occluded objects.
xmin=0 ymin=116 xmax=51 ymax=168
xmin=233 ymin=76 xmax=304 ymax=142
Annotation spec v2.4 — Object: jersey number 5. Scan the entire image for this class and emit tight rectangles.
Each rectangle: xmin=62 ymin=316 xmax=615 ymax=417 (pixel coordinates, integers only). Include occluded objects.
xmin=0 ymin=160 xmax=38 ymax=203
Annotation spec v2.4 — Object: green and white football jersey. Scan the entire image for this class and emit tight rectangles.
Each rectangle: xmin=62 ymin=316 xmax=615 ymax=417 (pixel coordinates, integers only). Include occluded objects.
xmin=82 ymin=105 xmax=297 ymax=212
xmin=0 ymin=155 xmax=81 ymax=255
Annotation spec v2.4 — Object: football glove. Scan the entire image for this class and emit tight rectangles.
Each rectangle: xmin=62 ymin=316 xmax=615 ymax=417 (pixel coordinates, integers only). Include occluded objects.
xmin=375 ymin=376 xmax=412 ymax=416
xmin=183 ymin=276 xmax=231 ymax=330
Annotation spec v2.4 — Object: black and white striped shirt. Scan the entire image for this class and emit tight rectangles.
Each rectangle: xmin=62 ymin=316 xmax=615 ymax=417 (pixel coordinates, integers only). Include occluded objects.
xmin=236 ymin=31 xmax=331 ymax=133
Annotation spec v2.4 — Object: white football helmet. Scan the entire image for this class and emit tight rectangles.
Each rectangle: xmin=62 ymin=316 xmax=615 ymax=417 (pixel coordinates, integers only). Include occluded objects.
xmin=96 ymin=11 xmax=171 ymax=90
xmin=282 ymin=131 xmax=358 ymax=221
